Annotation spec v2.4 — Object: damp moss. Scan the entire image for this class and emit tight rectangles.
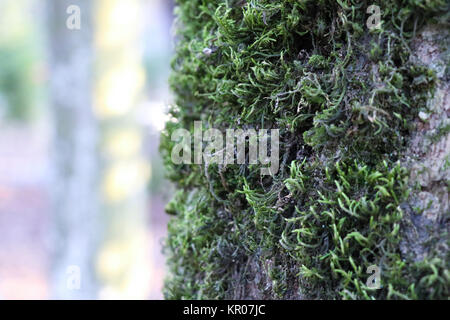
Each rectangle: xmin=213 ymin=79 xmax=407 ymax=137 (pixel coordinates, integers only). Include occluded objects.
xmin=161 ymin=0 xmax=449 ymax=299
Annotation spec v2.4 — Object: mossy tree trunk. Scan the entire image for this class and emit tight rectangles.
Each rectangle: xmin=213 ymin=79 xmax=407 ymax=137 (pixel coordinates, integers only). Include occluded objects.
xmin=161 ymin=0 xmax=449 ymax=299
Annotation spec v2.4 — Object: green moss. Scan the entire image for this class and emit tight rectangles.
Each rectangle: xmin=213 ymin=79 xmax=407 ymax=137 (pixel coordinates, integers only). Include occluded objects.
xmin=281 ymin=160 xmax=410 ymax=299
xmin=161 ymin=0 xmax=449 ymax=299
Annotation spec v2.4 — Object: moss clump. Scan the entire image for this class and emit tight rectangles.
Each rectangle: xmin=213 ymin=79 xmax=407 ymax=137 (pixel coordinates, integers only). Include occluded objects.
xmin=161 ymin=0 xmax=449 ymax=299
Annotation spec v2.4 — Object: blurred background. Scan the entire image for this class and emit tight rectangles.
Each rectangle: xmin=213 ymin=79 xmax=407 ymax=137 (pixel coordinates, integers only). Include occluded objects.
xmin=0 ymin=0 xmax=174 ymax=299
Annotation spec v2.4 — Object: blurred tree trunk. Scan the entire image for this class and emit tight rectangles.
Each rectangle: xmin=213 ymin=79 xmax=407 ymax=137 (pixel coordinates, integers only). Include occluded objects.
xmin=47 ymin=0 xmax=100 ymax=299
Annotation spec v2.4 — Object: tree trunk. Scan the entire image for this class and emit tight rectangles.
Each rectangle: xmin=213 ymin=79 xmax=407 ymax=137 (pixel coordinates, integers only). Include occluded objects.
xmin=161 ymin=1 xmax=449 ymax=300
xmin=47 ymin=0 xmax=100 ymax=299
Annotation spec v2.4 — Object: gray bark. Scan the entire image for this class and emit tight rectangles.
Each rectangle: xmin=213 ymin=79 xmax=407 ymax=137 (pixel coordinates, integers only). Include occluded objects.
xmin=400 ymin=25 xmax=449 ymax=264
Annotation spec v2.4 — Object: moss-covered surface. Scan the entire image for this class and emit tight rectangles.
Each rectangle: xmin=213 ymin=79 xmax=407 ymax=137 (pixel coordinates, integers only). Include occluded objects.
xmin=160 ymin=0 xmax=449 ymax=299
